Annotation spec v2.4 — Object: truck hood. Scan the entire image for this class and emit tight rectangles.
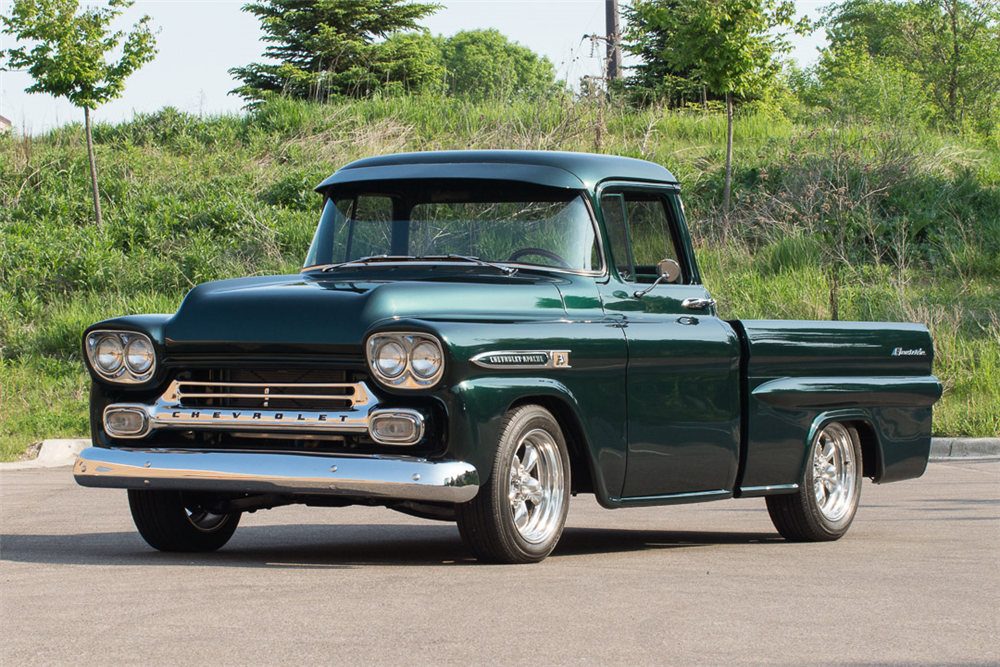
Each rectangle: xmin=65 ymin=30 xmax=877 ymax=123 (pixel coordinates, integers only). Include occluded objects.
xmin=164 ymin=273 xmax=567 ymax=349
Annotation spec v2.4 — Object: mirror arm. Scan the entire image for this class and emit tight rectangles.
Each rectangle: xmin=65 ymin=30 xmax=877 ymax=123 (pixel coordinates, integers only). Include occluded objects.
xmin=633 ymin=274 xmax=668 ymax=299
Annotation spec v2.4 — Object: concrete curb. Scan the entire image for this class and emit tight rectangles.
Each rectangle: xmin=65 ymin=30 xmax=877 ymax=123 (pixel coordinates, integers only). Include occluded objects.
xmin=929 ymin=437 xmax=1000 ymax=459
xmin=1 ymin=436 xmax=997 ymax=471
xmin=0 ymin=439 xmax=90 ymax=471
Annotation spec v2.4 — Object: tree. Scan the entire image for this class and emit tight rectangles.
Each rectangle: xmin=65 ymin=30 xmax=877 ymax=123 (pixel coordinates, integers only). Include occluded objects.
xmin=818 ymin=0 xmax=1000 ymax=131
xmin=230 ymin=0 xmax=441 ymax=103
xmin=1 ymin=0 xmax=156 ymax=229
xmin=374 ymin=30 xmax=445 ymax=95
xmin=440 ymin=29 xmax=561 ymax=100
xmin=623 ymin=0 xmax=805 ymax=217
xmin=622 ymin=0 xmax=712 ymax=106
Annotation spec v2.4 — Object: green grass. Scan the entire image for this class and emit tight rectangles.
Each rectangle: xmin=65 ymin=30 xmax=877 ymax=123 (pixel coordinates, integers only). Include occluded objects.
xmin=1 ymin=96 xmax=997 ymax=460
xmin=0 ymin=356 xmax=89 ymax=460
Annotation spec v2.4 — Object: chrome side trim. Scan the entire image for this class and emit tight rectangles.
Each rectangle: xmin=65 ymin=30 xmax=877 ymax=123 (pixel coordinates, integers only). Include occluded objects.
xmin=73 ymin=448 xmax=479 ymax=503
xmin=470 ymin=350 xmax=571 ymax=370
xmin=737 ymin=484 xmax=800 ymax=498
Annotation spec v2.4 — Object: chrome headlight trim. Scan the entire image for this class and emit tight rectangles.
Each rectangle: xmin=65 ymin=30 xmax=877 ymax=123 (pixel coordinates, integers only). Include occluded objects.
xmin=86 ymin=330 xmax=157 ymax=384
xmin=366 ymin=332 xmax=445 ymax=389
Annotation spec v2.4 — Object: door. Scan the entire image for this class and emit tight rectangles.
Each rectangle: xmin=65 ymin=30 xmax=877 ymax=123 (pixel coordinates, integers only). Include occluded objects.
xmin=598 ymin=188 xmax=741 ymax=499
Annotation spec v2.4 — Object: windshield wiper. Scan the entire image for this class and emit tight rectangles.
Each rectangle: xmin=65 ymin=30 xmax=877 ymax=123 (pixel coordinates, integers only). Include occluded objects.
xmin=420 ymin=254 xmax=518 ymax=276
xmin=320 ymin=253 xmax=518 ymax=276
xmin=320 ymin=255 xmax=416 ymax=272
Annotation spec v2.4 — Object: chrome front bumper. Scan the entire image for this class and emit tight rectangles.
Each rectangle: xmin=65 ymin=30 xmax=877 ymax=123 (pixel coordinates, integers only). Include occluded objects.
xmin=73 ymin=447 xmax=480 ymax=503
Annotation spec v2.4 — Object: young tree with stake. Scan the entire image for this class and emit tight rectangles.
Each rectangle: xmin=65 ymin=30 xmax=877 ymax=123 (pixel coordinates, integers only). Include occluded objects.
xmin=1 ymin=0 xmax=156 ymax=229
xmin=628 ymin=0 xmax=805 ymax=217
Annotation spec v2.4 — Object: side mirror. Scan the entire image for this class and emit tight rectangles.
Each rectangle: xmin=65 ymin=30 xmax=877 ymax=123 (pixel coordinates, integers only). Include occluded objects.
xmin=634 ymin=258 xmax=683 ymax=299
xmin=657 ymin=258 xmax=681 ymax=284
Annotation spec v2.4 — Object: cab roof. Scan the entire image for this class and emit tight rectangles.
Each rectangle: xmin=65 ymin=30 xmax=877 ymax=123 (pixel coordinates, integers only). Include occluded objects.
xmin=315 ymin=150 xmax=678 ymax=193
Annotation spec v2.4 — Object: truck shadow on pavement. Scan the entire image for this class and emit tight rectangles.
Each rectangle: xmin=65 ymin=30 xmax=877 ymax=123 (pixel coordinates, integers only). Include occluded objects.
xmin=0 ymin=524 xmax=784 ymax=567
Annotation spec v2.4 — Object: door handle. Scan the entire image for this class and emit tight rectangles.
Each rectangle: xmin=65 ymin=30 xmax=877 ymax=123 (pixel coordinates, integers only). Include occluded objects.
xmin=682 ymin=297 xmax=716 ymax=310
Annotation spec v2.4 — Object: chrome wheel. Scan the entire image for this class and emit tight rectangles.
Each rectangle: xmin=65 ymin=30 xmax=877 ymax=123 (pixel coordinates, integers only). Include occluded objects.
xmin=766 ymin=420 xmax=863 ymax=542
xmin=508 ymin=428 xmax=566 ymax=545
xmin=185 ymin=508 xmax=229 ymax=532
xmin=456 ymin=405 xmax=571 ymax=563
xmin=811 ymin=422 xmax=857 ymax=522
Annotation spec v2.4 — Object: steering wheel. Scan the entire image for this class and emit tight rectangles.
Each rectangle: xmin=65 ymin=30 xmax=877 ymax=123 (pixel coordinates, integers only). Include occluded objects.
xmin=507 ymin=248 xmax=572 ymax=269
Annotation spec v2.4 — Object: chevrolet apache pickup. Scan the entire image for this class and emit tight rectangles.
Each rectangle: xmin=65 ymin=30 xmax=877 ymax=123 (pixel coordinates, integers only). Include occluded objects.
xmin=75 ymin=151 xmax=942 ymax=563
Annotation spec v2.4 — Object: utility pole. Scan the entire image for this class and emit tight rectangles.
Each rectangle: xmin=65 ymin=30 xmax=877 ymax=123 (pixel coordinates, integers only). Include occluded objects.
xmin=605 ymin=0 xmax=621 ymax=80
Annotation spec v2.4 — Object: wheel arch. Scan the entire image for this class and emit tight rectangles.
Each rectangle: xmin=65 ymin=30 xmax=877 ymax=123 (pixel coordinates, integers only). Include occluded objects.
xmin=507 ymin=394 xmax=596 ymax=497
xmin=843 ymin=418 xmax=881 ymax=481
xmin=801 ymin=409 xmax=882 ymax=482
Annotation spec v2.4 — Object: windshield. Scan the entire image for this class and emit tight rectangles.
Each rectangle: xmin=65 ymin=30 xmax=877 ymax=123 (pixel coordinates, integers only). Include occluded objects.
xmin=304 ymin=181 xmax=600 ymax=272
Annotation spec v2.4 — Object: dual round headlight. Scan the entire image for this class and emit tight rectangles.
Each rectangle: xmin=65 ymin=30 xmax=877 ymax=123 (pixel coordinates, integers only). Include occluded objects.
xmin=86 ymin=331 xmax=157 ymax=383
xmin=367 ymin=333 xmax=444 ymax=388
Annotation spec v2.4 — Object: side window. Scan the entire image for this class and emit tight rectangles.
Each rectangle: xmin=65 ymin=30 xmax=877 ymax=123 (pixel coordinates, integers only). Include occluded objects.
xmin=601 ymin=191 xmax=684 ymax=284
xmin=600 ymin=194 xmax=634 ymax=281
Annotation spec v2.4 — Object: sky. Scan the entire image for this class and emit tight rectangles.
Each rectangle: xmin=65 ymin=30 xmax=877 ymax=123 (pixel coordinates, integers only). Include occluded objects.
xmin=0 ymin=0 xmax=831 ymax=134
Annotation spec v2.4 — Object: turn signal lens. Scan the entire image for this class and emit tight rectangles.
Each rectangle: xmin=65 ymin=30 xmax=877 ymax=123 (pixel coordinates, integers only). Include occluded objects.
xmin=370 ymin=413 xmax=420 ymax=444
xmin=95 ymin=336 xmax=124 ymax=373
xmin=105 ymin=408 xmax=147 ymax=436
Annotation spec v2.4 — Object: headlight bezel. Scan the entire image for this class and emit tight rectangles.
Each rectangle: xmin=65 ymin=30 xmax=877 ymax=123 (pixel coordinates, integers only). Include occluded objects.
xmin=86 ymin=331 xmax=157 ymax=384
xmin=366 ymin=332 xmax=445 ymax=389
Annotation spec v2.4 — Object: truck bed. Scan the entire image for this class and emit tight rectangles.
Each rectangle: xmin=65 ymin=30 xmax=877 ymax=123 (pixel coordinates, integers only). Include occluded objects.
xmin=730 ymin=320 xmax=941 ymax=494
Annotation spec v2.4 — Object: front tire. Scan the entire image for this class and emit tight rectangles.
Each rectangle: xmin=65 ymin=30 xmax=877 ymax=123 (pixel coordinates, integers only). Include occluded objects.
xmin=128 ymin=490 xmax=241 ymax=552
xmin=456 ymin=405 xmax=571 ymax=563
xmin=766 ymin=422 xmax=863 ymax=542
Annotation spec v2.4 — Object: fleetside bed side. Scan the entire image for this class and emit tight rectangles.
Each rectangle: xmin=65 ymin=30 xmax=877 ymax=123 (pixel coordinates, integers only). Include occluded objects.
xmin=734 ymin=320 xmax=941 ymax=490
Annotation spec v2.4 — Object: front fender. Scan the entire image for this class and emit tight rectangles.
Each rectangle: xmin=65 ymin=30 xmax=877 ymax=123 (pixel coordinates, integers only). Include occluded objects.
xmin=441 ymin=376 xmax=624 ymax=507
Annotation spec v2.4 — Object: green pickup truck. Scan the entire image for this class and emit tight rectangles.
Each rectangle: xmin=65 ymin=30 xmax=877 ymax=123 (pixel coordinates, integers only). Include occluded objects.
xmin=75 ymin=151 xmax=942 ymax=563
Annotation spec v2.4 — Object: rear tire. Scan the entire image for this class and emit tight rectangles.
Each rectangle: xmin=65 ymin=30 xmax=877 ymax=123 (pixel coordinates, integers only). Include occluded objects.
xmin=456 ymin=405 xmax=571 ymax=563
xmin=128 ymin=490 xmax=240 ymax=552
xmin=767 ymin=422 xmax=862 ymax=542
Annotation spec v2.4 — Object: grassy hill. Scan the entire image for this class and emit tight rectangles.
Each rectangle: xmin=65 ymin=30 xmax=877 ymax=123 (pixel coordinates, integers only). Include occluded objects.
xmin=1 ymin=96 xmax=998 ymax=459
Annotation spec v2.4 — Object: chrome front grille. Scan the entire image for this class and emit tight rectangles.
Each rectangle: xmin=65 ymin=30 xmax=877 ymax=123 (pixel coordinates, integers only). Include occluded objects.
xmin=102 ymin=367 xmax=432 ymax=445
xmin=167 ymin=369 xmax=367 ymax=411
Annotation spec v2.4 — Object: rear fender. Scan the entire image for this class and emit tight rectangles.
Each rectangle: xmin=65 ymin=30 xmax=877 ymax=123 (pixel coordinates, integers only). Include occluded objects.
xmin=794 ymin=407 xmax=932 ymax=488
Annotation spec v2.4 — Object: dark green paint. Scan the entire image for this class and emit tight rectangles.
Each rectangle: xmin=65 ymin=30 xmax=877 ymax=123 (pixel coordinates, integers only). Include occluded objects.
xmin=317 ymin=151 xmax=678 ymax=194
xmin=733 ymin=320 xmax=939 ymax=489
xmin=86 ymin=150 xmax=942 ymax=510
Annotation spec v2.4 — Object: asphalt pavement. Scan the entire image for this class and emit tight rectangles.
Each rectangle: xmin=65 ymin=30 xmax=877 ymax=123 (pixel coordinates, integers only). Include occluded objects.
xmin=1 ymin=460 xmax=997 ymax=666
